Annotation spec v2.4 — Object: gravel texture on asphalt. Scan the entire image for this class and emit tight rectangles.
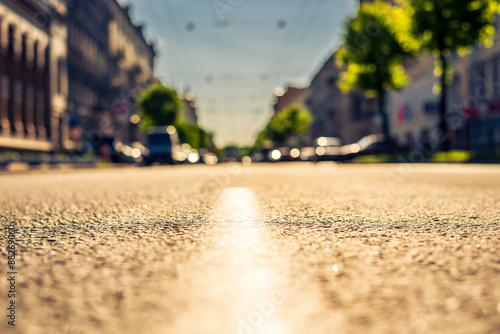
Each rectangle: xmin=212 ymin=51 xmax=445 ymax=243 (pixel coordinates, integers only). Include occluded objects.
xmin=1 ymin=163 xmax=499 ymax=334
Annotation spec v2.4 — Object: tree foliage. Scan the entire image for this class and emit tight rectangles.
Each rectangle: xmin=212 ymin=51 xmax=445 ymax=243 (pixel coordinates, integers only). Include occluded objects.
xmin=138 ymin=84 xmax=181 ymax=131
xmin=138 ymin=83 xmax=213 ymax=150
xmin=255 ymin=104 xmax=312 ymax=148
xmin=336 ymin=1 xmax=418 ymax=96
xmin=175 ymin=120 xmax=212 ymax=149
xmin=336 ymin=1 xmax=418 ymax=142
xmin=406 ymin=0 xmax=500 ymax=150
xmin=408 ymin=0 xmax=499 ymax=58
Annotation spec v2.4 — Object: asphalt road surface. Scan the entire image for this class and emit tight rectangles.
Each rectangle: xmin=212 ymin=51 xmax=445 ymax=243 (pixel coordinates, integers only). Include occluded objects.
xmin=1 ymin=163 xmax=500 ymax=334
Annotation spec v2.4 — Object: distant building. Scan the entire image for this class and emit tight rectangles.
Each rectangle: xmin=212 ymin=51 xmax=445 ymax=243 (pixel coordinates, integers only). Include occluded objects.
xmin=64 ymin=0 xmax=156 ymax=158
xmin=66 ymin=0 xmax=113 ymax=154
xmin=465 ymin=24 xmax=500 ymax=153
xmin=107 ymin=1 xmax=156 ymax=146
xmin=307 ymin=55 xmax=379 ymax=144
xmin=0 ymin=0 xmax=157 ymax=158
xmin=274 ymin=86 xmax=309 ymax=114
xmin=389 ymin=56 xmax=438 ymax=151
xmin=181 ymin=95 xmax=198 ymax=125
xmin=0 ymin=0 xmax=68 ymax=152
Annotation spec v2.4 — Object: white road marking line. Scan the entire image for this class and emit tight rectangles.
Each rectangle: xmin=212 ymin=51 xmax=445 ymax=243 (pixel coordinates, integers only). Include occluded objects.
xmin=216 ymin=187 xmax=288 ymax=334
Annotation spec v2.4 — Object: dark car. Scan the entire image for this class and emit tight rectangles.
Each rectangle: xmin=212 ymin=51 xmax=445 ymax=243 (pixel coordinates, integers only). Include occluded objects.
xmin=313 ymin=137 xmax=343 ymax=161
xmin=267 ymin=147 xmax=290 ymax=162
xmin=95 ymin=135 xmax=120 ymax=163
xmin=143 ymin=126 xmax=179 ymax=165
xmin=341 ymin=134 xmax=406 ymax=160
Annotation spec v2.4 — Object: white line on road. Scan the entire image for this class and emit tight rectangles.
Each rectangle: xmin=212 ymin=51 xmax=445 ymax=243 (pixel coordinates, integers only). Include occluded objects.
xmin=164 ymin=187 xmax=289 ymax=334
xmin=216 ymin=187 xmax=288 ymax=334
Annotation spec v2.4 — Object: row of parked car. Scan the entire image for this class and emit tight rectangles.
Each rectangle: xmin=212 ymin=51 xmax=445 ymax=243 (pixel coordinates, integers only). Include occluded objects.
xmin=262 ymin=134 xmax=405 ymax=163
xmin=133 ymin=127 xmax=402 ymax=166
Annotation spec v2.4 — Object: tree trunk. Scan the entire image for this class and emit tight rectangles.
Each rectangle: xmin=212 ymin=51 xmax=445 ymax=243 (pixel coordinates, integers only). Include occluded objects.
xmin=439 ymin=52 xmax=450 ymax=152
xmin=378 ymin=90 xmax=391 ymax=145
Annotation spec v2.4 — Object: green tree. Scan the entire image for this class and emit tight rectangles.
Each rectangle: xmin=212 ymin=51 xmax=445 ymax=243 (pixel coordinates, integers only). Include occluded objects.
xmin=255 ymin=104 xmax=312 ymax=149
xmin=175 ymin=120 xmax=213 ymax=149
xmin=138 ymin=84 xmax=181 ymax=131
xmin=175 ymin=120 xmax=200 ymax=148
xmin=406 ymin=0 xmax=500 ymax=151
xmin=336 ymin=1 xmax=418 ymax=143
xmin=198 ymin=128 xmax=213 ymax=149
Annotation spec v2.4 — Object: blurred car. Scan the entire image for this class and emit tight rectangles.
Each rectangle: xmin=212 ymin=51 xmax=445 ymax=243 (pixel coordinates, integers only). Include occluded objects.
xmin=250 ymin=152 xmax=264 ymax=163
xmin=266 ymin=147 xmax=300 ymax=162
xmin=87 ymin=134 xmax=120 ymax=163
xmin=268 ymin=147 xmax=287 ymax=162
xmin=203 ymin=153 xmax=219 ymax=166
xmin=289 ymin=148 xmax=301 ymax=160
xmin=143 ymin=126 xmax=179 ymax=165
xmin=173 ymin=143 xmax=201 ymax=164
xmin=299 ymin=147 xmax=316 ymax=161
xmin=187 ymin=149 xmax=200 ymax=164
xmin=115 ymin=141 xmax=146 ymax=164
xmin=340 ymin=134 xmax=405 ymax=160
xmin=313 ymin=136 xmax=343 ymax=161
xmin=314 ymin=136 xmax=342 ymax=147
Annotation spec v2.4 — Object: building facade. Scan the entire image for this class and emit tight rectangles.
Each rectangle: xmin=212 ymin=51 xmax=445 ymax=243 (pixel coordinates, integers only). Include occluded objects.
xmin=388 ymin=20 xmax=500 ymax=154
xmin=0 ymin=0 xmax=67 ymax=152
xmin=274 ymin=86 xmax=309 ymax=114
xmin=307 ymin=55 xmax=379 ymax=144
xmin=388 ymin=56 xmax=442 ymax=151
xmin=459 ymin=25 xmax=500 ymax=153
xmin=0 ymin=0 xmax=156 ymax=158
xmin=64 ymin=0 xmax=155 ymax=157
xmin=65 ymin=0 xmax=113 ymax=154
xmin=107 ymin=1 xmax=155 ymax=146
xmin=181 ymin=93 xmax=199 ymax=125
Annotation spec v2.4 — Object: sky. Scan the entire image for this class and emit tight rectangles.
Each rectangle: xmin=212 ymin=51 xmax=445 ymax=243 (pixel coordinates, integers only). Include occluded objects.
xmin=118 ymin=0 xmax=358 ymax=147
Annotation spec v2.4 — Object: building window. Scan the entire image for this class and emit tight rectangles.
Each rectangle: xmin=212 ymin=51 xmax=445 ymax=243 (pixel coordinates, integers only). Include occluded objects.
xmin=327 ymin=109 xmax=335 ymax=119
xmin=14 ymin=81 xmax=22 ymax=106
xmin=494 ymin=57 xmax=499 ymax=98
xmin=423 ymin=100 xmax=440 ymax=115
xmin=420 ymin=129 xmax=432 ymax=152
xmin=405 ymin=132 xmax=414 ymax=151
xmin=57 ymin=57 xmax=67 ymax=95
xmin=326 ymin=77 xmax=337 ymax=87
xmin=351 ymin=94 xmax=362 ymax=120
xmin=1 ymin=76 xmax=9 ymax=102
xmin=21 ymin=34 xmax=27 ymax=60
xmin=473 ymin=63 xmax=487 ymax=100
